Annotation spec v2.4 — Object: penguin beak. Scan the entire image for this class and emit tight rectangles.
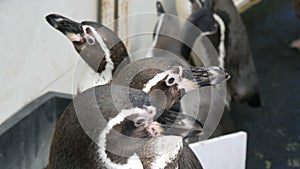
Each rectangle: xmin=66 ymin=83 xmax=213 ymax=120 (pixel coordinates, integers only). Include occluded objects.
xmin=189 ymin=66 xmax=230 ymax=87
xmin=149 ymin=110 xmax=203 ymax=138
xmin=45 ymin=14 xmax=83 ymax=42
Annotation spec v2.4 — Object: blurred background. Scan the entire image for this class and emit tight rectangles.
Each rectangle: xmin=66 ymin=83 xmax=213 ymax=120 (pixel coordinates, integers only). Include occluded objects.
xmin=0 ymin=0 xmax=299 ymax=169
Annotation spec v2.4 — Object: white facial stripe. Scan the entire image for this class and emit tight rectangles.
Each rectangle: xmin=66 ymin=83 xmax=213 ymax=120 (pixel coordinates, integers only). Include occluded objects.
xmin=152 ymin=14 xmax=165 ymax=48
xmin=97 ymin=106 xmax=156 ymax=169
xmin=82 ymin=25 xmax=114 ymax=84
xmin=143 ymin=71 xmax=168 ymax=93
xmin=143 ymin=67 xmax=197 ymax=93
xmin=213 ymin=14 xmax=226 ymax=68
xmin=146 ymin=14 xmax=165 ymax=58
xmin=200 ymin=30 xmax=217 ymax=36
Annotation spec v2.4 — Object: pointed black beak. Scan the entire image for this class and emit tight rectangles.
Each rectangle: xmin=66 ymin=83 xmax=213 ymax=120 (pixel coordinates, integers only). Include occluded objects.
xmin=154 ymin=110 xmax=203 ymax=138
xmin=46 ymin=14 xmax=83 ymax=38
xmin=190 ymin=66 xmax=230 ymax=87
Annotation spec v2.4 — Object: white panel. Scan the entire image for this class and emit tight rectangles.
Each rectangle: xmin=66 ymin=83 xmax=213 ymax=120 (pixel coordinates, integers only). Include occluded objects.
xmin=190 ymin=132 xmax=247 ymax=169
xmin=233 ymin=0 xmax=250 ymax=9
xmin=0 ymin=0 xmax=97 ymax=124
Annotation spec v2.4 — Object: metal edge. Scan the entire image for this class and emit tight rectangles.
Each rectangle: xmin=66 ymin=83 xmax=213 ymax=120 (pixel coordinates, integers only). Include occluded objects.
xmin=0 ymin=92 xmax=73 ymax=136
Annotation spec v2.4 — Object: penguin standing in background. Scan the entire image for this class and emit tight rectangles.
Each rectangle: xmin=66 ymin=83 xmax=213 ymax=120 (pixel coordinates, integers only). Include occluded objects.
xmin=46 ymin=85 xmax=204 ymax=169
xmin=181 ymin=0 xmax=221 ymax=65
xmin=146 ymin=1 xmax=183 ymax=58
xmin=148 ymin=2 xmax=228 ymax=136
xmin=181 ymin=0 xmax=261 ymax=108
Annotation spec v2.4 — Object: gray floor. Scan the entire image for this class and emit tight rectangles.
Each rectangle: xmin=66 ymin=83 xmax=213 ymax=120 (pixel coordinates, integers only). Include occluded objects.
xmin=232 ymin=0 xmax=300 ymax=168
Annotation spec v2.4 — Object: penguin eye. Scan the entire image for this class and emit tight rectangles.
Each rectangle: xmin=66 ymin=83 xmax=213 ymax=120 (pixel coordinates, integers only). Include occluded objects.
xmin=166 ymin=77 xmax=176 ymax=86
xmin=85 ymin=35 xmax=95 ymax=45
xmin=134 ymin=118 xmax=146 ymax=127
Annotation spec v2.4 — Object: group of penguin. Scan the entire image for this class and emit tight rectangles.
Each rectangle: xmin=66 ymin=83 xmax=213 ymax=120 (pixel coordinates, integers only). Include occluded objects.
xmin=44 ymin=0 xmax=261 ymax=168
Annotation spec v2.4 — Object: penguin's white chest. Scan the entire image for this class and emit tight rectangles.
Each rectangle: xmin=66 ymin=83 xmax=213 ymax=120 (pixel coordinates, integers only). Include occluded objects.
xmin=150 ymin=136 xmax=183 ymax=169
xmin=77 ymin=62 xmax=112 ymax=93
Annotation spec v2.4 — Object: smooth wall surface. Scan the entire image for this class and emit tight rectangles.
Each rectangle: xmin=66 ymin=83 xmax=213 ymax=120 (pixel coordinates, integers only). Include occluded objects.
xmin=0 ymin=0 xmax=97 ymax=124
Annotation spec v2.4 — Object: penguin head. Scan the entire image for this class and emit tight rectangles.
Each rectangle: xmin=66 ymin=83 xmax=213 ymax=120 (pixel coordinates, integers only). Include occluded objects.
xmin=46 ymin=14 xmax=129 ymax=74
xmin=181 ymin=0 xmax=221 ymax=61
xmin=188 ymin=0 xmax=218 ymax=35
xmin=112 ymin=56 xmax=230 ymax=110
xmin=106 ymin=106 xmax=158 ymax=140
xmin=149 ymin=1 xmax=183 ymax=57
xmin=105 ymin=105 xmax=203 ymax=139
xmin=100 ymin=101 xmax=203 ymax=164
xmin=156 ymin=1 xmax=165 ymax=15
xmin=127 ymin=65 xmax=229 ymax=110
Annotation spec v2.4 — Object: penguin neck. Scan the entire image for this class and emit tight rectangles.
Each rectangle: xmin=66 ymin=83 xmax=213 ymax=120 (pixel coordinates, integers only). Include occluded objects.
xmin=181 ymin=11 xmax=227 ymax=67
xmin=139 ymin=136 xmax=183 ymax=169
xmin=146 ymin=13 xmax=165 ymax=58
xmin=77 ymin=62 xmax=113 ymax=93
xmin=92 ymin=60 xmax=113 ymax=86
xmin=86 ymin=25 xmax=115 ymax=83
xmin=147 ymin=14 xmax=183 ymax=58
xmin=77 ymin=25 xmax=117 ymax=92
xmin=96 ymin=109 xmax=148 ymax=169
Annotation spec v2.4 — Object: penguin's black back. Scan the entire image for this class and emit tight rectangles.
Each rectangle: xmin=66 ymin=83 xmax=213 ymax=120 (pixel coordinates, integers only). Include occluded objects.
xmin=47 ymin=85 xmax=153 ymax=169
xmin=179 ymin=142 xmax=203 ymax=169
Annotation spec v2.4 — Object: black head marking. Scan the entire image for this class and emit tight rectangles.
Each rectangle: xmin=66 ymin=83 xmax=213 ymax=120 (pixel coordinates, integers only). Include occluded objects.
xmin=46 ymin=14 xmax=83 ymax=35
xmin=156 ymin=1 xmax=165 ymax=14
xmin=181 ymin=0 xmax=219 ymax=62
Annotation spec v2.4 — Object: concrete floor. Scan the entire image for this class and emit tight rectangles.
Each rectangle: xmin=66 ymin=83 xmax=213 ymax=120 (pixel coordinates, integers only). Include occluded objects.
xmin=232 ymin=0 xmax=300 ymax=168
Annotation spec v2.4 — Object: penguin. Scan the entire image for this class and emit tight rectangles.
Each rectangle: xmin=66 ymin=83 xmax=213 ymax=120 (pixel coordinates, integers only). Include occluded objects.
xmin=181 ymin=0 xmax=221 ymax=65
xmin=45 ymin=13 xmax=230 ymax=109
xmin=112 ymin=56 xmax=229 ymax=110
xmin=45 ymin=84 xmax=204 ymax=169
xmin=146 ymin=1 xmax=183 ymax=58
xmin=150 ymin=1 xmax=217 ymax=64
xmin=46 ymin=14 xmax=130 ymax=92
xmin=180 ymin=0 xmax=262 ymax=107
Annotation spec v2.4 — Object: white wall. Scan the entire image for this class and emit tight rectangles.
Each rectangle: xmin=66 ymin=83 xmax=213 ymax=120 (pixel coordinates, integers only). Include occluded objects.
xmin=0 ymin=0 xmax=97 ymax=124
